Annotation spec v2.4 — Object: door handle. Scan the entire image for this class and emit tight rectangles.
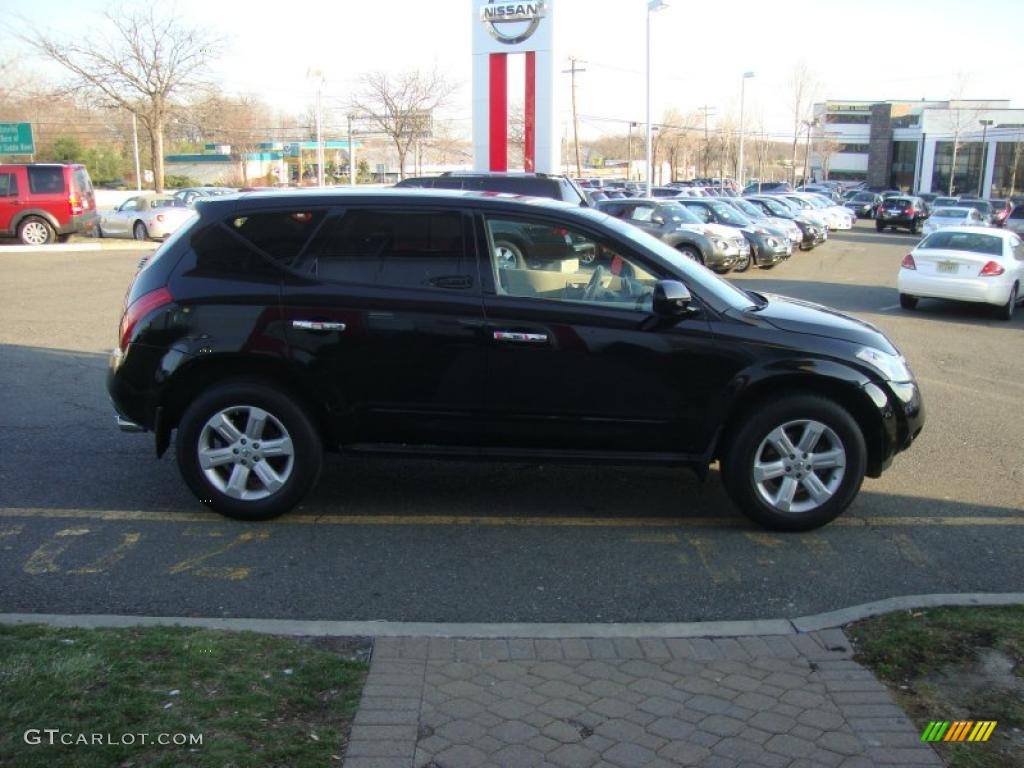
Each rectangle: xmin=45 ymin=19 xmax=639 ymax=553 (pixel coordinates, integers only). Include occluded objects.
xmin=292 ymin=320 xmax=346 ymax=332
xmin=493 ymin=330 xmax=548 ymax=343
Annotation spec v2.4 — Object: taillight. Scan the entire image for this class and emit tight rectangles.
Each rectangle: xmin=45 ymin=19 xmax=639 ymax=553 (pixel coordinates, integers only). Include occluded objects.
xmin=119 ymin=287 xmax=173 ymax=351
xmin=68 ymin=192 xmax=83 ymax=216
xmin=979 ymin=261 xmax=1004 ymax=276
xmin=901 ymin=253 xmax=916 ymax=270
xmin=906 ymin=207 xmax=915 ymax=216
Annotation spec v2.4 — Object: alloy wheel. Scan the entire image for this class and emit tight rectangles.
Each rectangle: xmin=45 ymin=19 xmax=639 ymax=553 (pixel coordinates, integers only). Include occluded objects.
xmin=197 ymin=405 xmax=295 ymax=501
xmin=21 ymin=221 xmax=50 ymax=245
xmin=752 ymin=419 xmax=846 ymax=514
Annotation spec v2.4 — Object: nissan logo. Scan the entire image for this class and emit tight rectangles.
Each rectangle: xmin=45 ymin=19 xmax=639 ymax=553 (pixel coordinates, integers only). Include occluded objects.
xmin=479 ymin=1 xmax=547 ymax=45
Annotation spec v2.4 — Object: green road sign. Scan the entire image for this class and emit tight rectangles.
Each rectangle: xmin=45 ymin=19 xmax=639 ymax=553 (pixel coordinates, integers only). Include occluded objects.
xmin=0 ymin=123 xmax=34 ymax=155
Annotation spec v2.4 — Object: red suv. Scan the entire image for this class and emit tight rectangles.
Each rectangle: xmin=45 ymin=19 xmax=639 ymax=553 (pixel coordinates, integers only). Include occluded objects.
xmin=0 ymin=163 xmax=98 ymax=245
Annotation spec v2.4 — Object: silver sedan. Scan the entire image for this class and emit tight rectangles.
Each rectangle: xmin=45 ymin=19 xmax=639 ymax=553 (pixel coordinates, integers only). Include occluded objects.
xmin=97 ymin=194 xmax=196 ymax=241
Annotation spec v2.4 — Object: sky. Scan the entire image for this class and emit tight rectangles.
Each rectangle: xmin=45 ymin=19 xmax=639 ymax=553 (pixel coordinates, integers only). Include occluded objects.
xmin=6 ymin=0 xmax=1024 ymax=142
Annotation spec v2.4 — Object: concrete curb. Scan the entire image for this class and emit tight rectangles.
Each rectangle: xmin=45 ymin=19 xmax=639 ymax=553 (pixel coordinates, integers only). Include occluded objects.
xmin=2 ymin=592 xmax=1021 ymax=638
xmin=0 ymin=241 xmax=158 ymax=252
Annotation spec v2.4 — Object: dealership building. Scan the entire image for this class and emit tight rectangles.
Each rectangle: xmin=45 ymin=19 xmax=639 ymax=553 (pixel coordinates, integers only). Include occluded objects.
xmin=809 ymin=99 xmax=1024 ymax=196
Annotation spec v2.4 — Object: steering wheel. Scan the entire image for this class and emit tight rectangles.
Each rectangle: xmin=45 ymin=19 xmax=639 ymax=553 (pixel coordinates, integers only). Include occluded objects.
xmin=583 ymin=265 xmax=607 ymax=301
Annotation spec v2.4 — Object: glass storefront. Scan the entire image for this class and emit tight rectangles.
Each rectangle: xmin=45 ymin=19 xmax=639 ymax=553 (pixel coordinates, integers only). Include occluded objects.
xmin=890 ymin=141 xmax=918 ymax=191
xmin=930 ymin=141 xmax=984 ymax=195
xmin=991 ymin=139 xmax=1024 ymax=197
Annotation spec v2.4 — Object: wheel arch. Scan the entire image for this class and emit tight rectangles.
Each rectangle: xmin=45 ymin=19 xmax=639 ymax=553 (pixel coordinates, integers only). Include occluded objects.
xmin=156 ymin=354 xmax=341 ymax=457
xmin=713 ymin=372 xmax=887 ymax=477
xmin=13 ymin=209 xmax=61 ymax=234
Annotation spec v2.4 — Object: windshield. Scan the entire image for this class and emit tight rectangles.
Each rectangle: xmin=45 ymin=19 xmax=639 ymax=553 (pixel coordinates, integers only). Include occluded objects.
xmin=960 ymin=201 xmax=992 ymax=214
xmin=728 ymin=198 xmax=765 ymax=219
xmin=575 ymin=208 xmax=756 ymax=310
xmin=932 ymin=208 xmax=970 ymax=218
xmin=851 ymin=192 xmax=876 ymax=202
xmin=706 ymin=202 xmax=752 ymax=226
xmin=919 ymin=231 xmax=1002 ymax=255
xmin=804 ymin=196 xmax=831 ymax=209
xmin=756 ymin=197 xmax=795 ymax=217
xmin=657 ymin=202 xmax=704 ymax=224
xmin=783 ymin=196 xmax=811 ymax=209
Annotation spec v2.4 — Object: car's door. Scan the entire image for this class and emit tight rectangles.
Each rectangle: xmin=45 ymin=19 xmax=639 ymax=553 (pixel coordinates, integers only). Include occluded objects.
xmin=477 ymin=210 xmax=728 ymax=457
xmin=107 ymin=197 xmax=140 ymax=236
xmin=278 ymin=203 xmax=487 ymax=447
xmin=0 ymin=170 xmax=19 ymax=234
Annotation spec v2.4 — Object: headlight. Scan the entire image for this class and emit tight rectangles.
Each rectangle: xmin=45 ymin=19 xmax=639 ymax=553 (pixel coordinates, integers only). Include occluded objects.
xmin=856 ymin=347 xmax=913 ymax=382
xmin=766 ymin=237 xmax=778 ymax=247
xmin=712 ymin=237 xmax=728 ymax=249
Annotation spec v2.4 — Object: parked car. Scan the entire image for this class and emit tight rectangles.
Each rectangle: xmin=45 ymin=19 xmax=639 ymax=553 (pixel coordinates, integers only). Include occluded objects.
xmin=0 ymin=163 xmax=97 ymax=244
xmin=987 ymin=199 xmax=1013 ymax=227
xmin=97 ymin=194 xmax=196 ymax=241
xmin=1006 ymin=204 xmax=1024 ymax=236
xmin=922 ymin=206 xmax=986 ymax=235
xmin=931 ymin=196 xmax=959 ymax=209
xmin=875 ymin=196 xmax=929 ymax=234
xmin=773 ymin=194 xmax=831 ymax=231
xmin=742 ymin=181 xmax=793 ymax=195
xmin=395 ymin=172 xmax=589 ymax=207
xmin=744 ymin=195 xmax=827 ymax=250
xmin=845 ymin=191 xmax=883 ymax=219
xmin=897 ymin=227 xmax=1024 ymax=320
xmin=916 ymin=192 xmax=940 ymax=213
xmin=675 ymin=198 xmax=790 ymax=268
xmin=173 ymin=186 xmax=237 ymax=208
xmin=595 ymin=198 xmax=747 ymax=272
xmin=107 ymin=189 xmax=924 ymax=530
xmin=718 ymin=197 xmax=803 ymax=252
xmin=800 ymin=194 xmax=856 ymax=230
xmin=952 ymin=199 xmax=994 ymax=226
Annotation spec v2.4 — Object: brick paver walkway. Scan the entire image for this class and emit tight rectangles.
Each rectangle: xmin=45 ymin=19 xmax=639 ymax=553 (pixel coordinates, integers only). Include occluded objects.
xmin=344 ymin=630 xmax=940 ymax=767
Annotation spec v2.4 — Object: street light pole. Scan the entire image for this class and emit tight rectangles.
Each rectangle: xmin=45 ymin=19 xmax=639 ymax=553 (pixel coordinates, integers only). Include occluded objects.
xmin=737 ymin=71 xmax=754 ymax=191
xmin=348 ymin=114 xmax=356 ymax=186
xmin=645 ymin=0 xmax=668 ymax=197
xmin=978 ymin=119 xmax=993 ymax=197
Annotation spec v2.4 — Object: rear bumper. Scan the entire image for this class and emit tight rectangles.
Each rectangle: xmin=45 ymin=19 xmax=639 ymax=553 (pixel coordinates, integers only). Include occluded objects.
xmin=57 ymin=211 xmax=99 ymax=236
xmin=897 ymin=271 xmax=1012 ymax=306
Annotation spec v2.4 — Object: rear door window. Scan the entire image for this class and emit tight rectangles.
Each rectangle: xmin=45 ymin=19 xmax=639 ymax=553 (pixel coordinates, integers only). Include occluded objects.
xmin=27 ymin=166 xmax=66 ymax=194
xmin=298 ymin=208 xmax=472 ymax=291
xmin=0 ymin=173 xmax=16 ymax=196
xmin=191 ymin=209 xmax=326 ymax=280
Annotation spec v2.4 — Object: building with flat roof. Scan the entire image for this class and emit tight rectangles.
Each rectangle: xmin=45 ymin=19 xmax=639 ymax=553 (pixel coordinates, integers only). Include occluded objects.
xmin=809 ymin=99 xmax=1024 ymax=197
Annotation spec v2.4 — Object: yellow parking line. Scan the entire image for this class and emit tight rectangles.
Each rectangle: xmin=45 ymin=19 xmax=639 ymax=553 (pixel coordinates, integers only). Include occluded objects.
xmin=0 ymin=508 xmax=1023 ymax=529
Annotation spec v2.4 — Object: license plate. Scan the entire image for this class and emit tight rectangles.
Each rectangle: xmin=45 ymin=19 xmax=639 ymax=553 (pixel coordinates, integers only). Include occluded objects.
xmin=937 ymin=261 xmax=958 ymax=274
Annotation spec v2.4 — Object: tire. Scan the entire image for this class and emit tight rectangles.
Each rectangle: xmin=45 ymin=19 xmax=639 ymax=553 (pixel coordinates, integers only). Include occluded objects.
xmin=996 ymin=283 xmax=1017 ymax=321
xmin=721 ymin=394 xmax=867 ymax=531
xmin=493 ymin=239 xmax=525 ymax=269
xmin=57 ymin=234 xmax=72 ymax=243
xmin=677 ymin=244 xmax=704 ymax=265
xmin=899 ymin=293 xmax=918 ymax=310
xmin=731 ymin=250 xmax=752 ymax=273
xmin=910 ymin=218 xmax=922 ymax=235
xmin=96 ymin=223 xmax=104 ymax=238
xmin=133 ymin=221 xmax=149 ymax=241
xmin=17 ymin=216 xmax=56 ymax=245
xmin=875 ymin=222 xmax=885 ymax=232
xmin=175 ymin=380 xmax=323 ymax=521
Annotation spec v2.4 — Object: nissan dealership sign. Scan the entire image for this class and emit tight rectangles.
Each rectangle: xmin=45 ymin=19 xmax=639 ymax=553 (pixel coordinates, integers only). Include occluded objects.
xmin=479 ymin=2 xmax=547 ymax=44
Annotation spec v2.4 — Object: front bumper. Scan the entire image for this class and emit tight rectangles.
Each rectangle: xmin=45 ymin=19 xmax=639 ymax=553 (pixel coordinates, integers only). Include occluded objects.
xmin=864 ymin=378 xmax=925 ymax=476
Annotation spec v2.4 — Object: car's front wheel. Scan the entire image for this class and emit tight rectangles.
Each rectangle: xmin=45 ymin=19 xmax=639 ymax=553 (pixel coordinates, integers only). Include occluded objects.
xmin=133 ymin=221 xmax=149 ymax=241
xmin=721 ymin=394 xmax=867 ymax=531
xmin=175 ymin=381 xmax=323 ymax=521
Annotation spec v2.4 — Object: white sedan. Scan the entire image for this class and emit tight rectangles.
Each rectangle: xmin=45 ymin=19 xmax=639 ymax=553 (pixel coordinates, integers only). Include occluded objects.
xmin=897 ymin=227 xmax=1024 ymax=320
xmin=922 ymin=206 xmax=986 ymax=235
xmin=97 ymin=194 xmax=196 ymax=241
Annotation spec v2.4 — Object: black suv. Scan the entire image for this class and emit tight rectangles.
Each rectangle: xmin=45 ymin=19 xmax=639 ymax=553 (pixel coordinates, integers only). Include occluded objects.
xmin=395 ymin=172 xmax=588 ymax=206
xmin=876 ymin=196 xmax=929 ymax=234
xmin=108 ymin=190 xmax=924 ymax=531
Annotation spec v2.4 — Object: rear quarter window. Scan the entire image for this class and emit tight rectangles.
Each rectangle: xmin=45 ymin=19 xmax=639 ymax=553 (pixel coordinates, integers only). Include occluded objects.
xmin=27 ymin=166 xmax=66 ymax=194
xmin=0 ymin=173 xmax=16 ymax=196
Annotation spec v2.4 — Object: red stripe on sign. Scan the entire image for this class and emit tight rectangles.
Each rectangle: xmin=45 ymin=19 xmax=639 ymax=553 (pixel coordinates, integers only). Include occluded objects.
xmin=524 ymin=51 xmax=536 ymax=172
xmin=489 ymin=53 xmax=508 ymax=171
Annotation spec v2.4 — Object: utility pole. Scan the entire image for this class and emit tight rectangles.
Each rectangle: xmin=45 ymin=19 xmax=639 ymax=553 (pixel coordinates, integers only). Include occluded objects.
xmin=348 ymin=115 xmax=356 ymax=186
xmin=626 ymin=121 xmax=637 ymax=181
xmin=697 ymin=105 xmax=715 ymax=177
xmin=562 ymin=57 xmax=586 ymax=177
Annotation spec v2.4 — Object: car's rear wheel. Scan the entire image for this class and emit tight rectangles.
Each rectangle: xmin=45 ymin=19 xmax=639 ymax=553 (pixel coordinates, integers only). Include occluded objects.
xmin=911 ymin=219 xmax=922 ymax=235
xmin=17 ymin=216 xmax=56 ymax=245
xmin=133 ymin=221 xmax=149 ymax=241
xmin=175 ymin=381 xmax=323 ymax=521
xmin=899 ymin=293 xmax=918 ymax=310
xmin=997 ymin=283 xmax=1018 ymax=321
xmin=721 ymin=394 xmax=867 ymax=531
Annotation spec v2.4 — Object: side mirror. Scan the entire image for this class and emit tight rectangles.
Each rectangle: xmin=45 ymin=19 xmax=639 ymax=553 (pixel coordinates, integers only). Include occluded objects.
xmin=651 ymin=214 xmax=665 ymax=225
xmin=653 ymin=280 xmax=695 ymax=317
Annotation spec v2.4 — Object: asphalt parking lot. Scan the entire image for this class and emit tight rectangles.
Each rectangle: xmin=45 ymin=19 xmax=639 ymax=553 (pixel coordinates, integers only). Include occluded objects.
xmin=1 ymin=220 xmax=1022 ymax=624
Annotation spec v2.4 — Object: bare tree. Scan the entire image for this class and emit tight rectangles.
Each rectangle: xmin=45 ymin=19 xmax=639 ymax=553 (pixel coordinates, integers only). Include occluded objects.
xmin=788 ymin=62 xmax=818 ymax=186
xmin=816 ymin=132 xmax=841 ymax=181
xmin=22 ymin=7 xmax=220 ymax=191
xmin=944 ymin=74 xmax=984 ymax=195
xmin=349 ymin=69 xmax=457 ymax=180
